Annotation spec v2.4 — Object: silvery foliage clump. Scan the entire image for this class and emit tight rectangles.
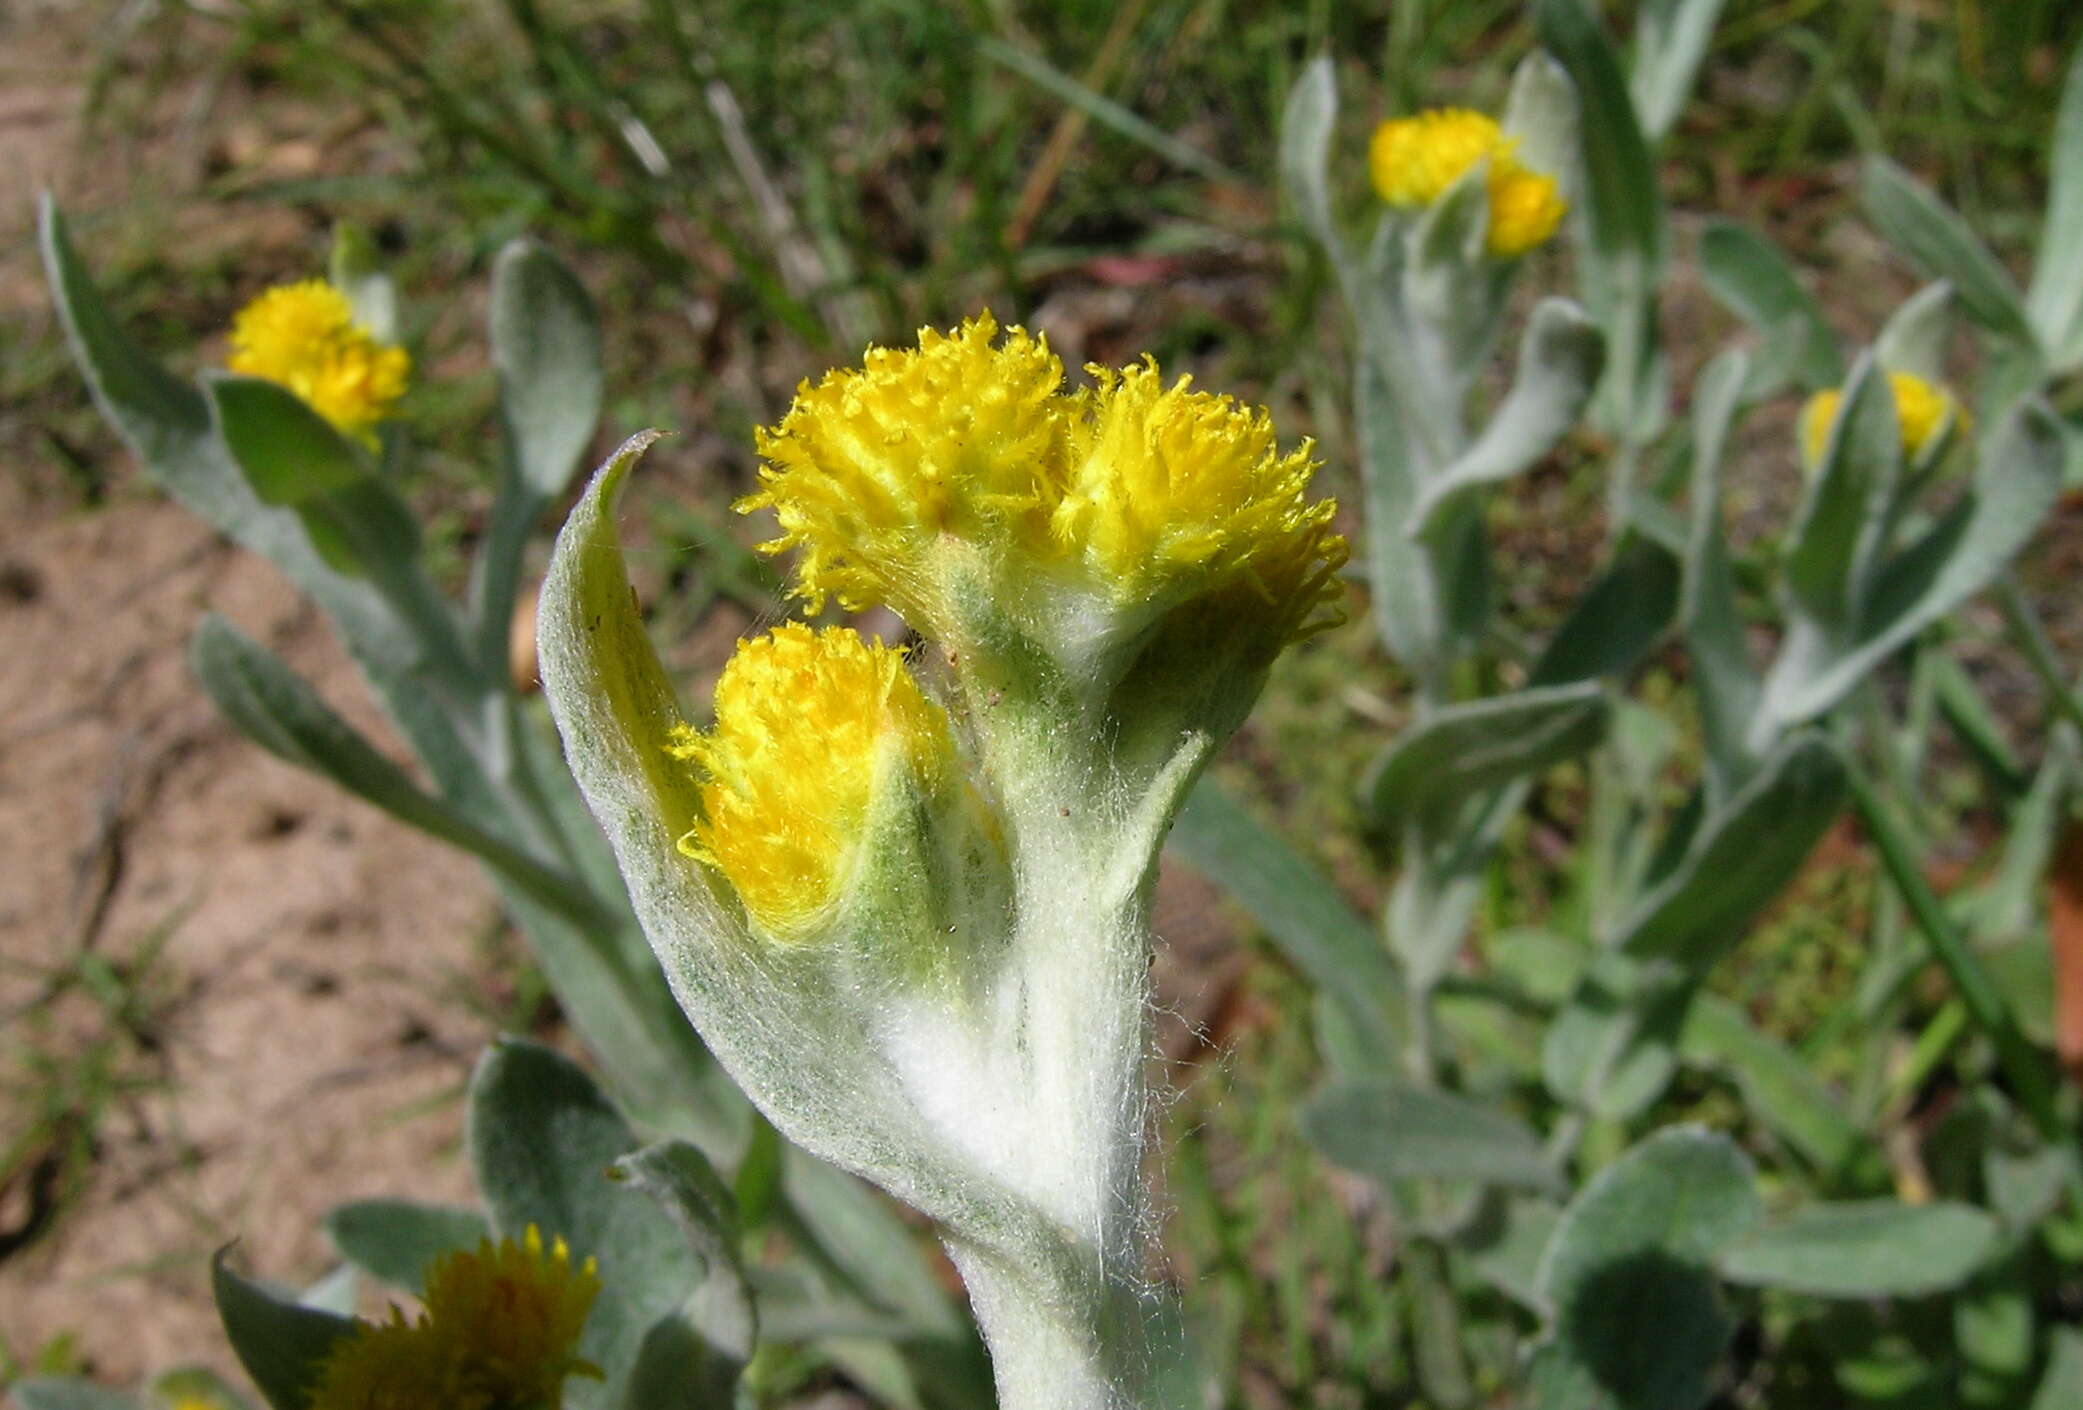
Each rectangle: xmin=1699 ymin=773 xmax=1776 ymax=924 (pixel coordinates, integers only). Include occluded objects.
xmin=1158 ymin=1 xmax=2080 ymax=1404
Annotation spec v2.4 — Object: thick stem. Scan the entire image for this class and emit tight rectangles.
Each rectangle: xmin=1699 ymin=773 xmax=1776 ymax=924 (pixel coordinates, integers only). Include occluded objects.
xmin=948 ymin=1244 xmax=1163 ymax=1410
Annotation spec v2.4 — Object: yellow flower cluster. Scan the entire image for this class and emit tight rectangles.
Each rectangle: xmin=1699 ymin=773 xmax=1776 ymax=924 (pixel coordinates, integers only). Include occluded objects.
xmin=668 ymin=623 xmax=954 ymax=940
xmin=1367 ymin=109 xmax=1567 ymax=258
xmin=308 ymin=1225 xmax=600 ymax=1410
xmin=744 ymin=313 xmax=1346 ymax=641
xmin=228 ymin=279 xmax=409 ymax=444
xmin=1799 ymin=370 xmax=1961 ymax=467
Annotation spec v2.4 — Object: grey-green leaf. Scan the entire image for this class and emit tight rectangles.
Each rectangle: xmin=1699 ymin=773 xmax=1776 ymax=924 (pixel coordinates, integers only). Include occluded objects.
xmin=189 ymin=615 xmax=610 ymax=935
xmin=1279 ymin=56 xmax=1345 ymax=266
xmin=491 ymin=238 xmax=604 ymax=501
xmin=1530 ymin=533 xmax=1681 ymax=687
xmin=1629 ymin=0 xmax=1728 ymax=144
xmin=468 ymin=1038 xmax=704 ymax=1409
xmin=8 ymin=1382 xmax=141 ymax=1410
xmin=1717 ymin=1201 xmax=1999 ymax=1297
xmin=208 ymin=373 xmax=372 ymax=506
xmin=1531 ymin=1128 xmax=1759 ymax=1410
xmin=1679 ymin=997 xmax=1873 ymax=1178
xmin=2031 ymin=43 xmax=2083 ymax=361
xmin=211 ymin=1251 xmax=358 ymax=1410
xmin=2032 ymin=1327 xmax=2083 ymax=1410
xmin=1874 ymin=280 xmax=1955 ymax=381
xmin=1682 ymin=350 xmax=1763 ymax=797
xmin=1862 ymin=156 xmax=2035 ymax=345
xmin=610 ymin=1139 xmax=756 ymax=1359
xmin=1302 ymin=1080 xmax=1561 ymax=1193
xmin=1536 ymin=0 xmax=1665 ymax=271
xmin=1502 ymin=51 xmax=1580 ymax=194
xmin=1614 ymin=734 xmax=1846 ymax=970
xmin=1413 ymin=299 xmax=1605 ymax=538
xmin=329 ymin=222 xmax=398 ymax=343
xmin=324 ymin=1199 xmax=489 ymax=1290
xmin=1780 ymin=355 xmax=1902 ymax=635
xmin=1760 ymin=399 xmax=2066 ymax=729
xmin=1168 ymin=779 xmax=1402 ymax=1062
xmin=1363 ymin=682 xmax=1608 ymax=832
xmin=1698 ymin=219 xmax=1841 ymax=390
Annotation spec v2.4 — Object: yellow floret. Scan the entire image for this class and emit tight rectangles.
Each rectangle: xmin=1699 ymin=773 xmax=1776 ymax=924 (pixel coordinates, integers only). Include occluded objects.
xmin=1054 ymin=360 xmax=1346 ymax=626
xmin=744 ymin=315 xmax=1346 ymax=643
xmin=1486 ymin=162 xmax=1569 ymax=257
xmin=227 ymin=279 xmax=409 ymax=444
xmin=745 ymin=313 xmax=1067 ymax=617
xmin=668 ymin=624 xmax=954 ymax=940
xmin=1368 ymin=108 xmax=1568 ymax=257
xmin=1369 ymin=109 xmax=1505 ymax=208
xmin=1799 ymin=371 xmax=1962 ymax=468
xmin=307 ymin=1224 xmax=600 ymax=1410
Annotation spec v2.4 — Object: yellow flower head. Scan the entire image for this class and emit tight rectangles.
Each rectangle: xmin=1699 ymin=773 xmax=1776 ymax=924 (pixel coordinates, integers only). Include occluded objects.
xmin=227 ymin=279 xmax=409 ymax=444
xmin=1799 ymin=371 xmax=1962 ymax=468
xmin=308 ymin=1225 xmax=600 ymax=1410
xmin=668 ymin=624 xmax=955 ymax=939
xmin=745 ymin=315 xmax=1345 ymax=647
xmin=1054 ymin=361 xmax=1345 ymax=623
xmin=1368 ymin=108 xmax=1567 ymax=257
xmin=746 ymin=313 xmax=1066 ymax=617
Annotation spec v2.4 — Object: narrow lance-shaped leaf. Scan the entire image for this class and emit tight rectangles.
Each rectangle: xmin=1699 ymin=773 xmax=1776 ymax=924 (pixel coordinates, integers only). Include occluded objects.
xmin=1717 ymin=1201 xmax=1999 ymax=1297
xmin=189 ymin=615 xmax=614 ymax=937
xmin=2030 ymin=42 xmax=2083 ymax=361
xmin=1678 ymin=996 xmax=1874 ymax=1178
xmin=1529 ymin=532 xmax=1681 ymax=687
xmin=468 ymin=1039 xmax=706 ymax=1409
xmin=1303 ymin=1080 xmax=1561 ymax=1193
xmin=1698 ymin=219 xmax=1842 ymax=391
xmin=1874 ymin=281 xmax=1955 ymax=382
xmin=1536 ymin=0 xmax=1666 ymax=441
xmin=1779 ymin=354 xmax=1903 ymax=635
xmin=209 ymin=374 xmax=372 ymax=506
xmin=1629 ymin=0 xmax=1729 ymax=144
xmin=329 ymin=222 xmax=397 ymax=344
xmin=1681 ymin=349 xmax=1762 ymax=799
xmin=1759 ymin=400 xmax=2065 ymax=730
xmin=1279 ymin=56 xmax=1346 ymax=269
xmin=477 ymin=238 xmax=604 ymax=675
xmin=1862 ymin=156 xmax=2036 ymax=346
xmin=1412 ymin=298 xmax=1604 ymax=537
xmin=1502 ymin=51 xmax=1580 ymax=197
xmin=491 ymin=238 xmax=604 ymax=501
xmin=1363 ymin=681 xmax=1608 ymax=833
xmin=211 ymin=1252 xmax=359 ymax=1410
xmin=611 ymin=1140 xmax=756 ymax=1410
xmin=1168 ymin=778 xmax=1403 ymax=1061
xmin=1614 ymin=734 xmax=1846 ymax=973
xmin=1535 ymin=0 xmax=1666 ymax=272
